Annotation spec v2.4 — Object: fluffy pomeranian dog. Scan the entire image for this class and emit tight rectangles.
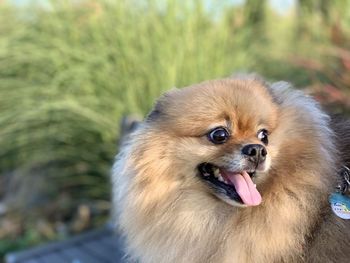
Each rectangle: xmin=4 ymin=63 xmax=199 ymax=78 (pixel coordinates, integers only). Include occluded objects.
xmin=112 ymin=76 xmax=350 ymax=262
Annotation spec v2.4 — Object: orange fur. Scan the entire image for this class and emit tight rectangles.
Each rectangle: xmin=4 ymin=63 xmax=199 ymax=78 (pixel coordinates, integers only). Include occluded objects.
xmin=112 ymin=77 xmax=350 ymax=262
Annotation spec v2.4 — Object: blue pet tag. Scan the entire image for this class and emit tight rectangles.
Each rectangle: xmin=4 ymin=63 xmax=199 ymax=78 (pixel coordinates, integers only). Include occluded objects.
xmin=329 ymin=193 xmax=350 ymax=220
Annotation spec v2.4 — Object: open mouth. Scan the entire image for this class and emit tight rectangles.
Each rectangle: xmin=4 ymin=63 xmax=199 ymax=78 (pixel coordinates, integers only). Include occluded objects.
xmin=198 ymin=163 xmax=262 ymax=206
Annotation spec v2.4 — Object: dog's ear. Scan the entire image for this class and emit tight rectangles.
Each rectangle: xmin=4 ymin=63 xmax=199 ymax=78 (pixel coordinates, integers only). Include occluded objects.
xmin=146 ymin=88 xmax=179 ymax=122
xmin=146 ymin=104 xmax=163 ymax=122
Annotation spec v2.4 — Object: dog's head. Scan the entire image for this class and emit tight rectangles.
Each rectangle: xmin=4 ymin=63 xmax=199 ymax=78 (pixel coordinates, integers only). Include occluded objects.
xmin=143 ymin=78 xmax=281 ymax=207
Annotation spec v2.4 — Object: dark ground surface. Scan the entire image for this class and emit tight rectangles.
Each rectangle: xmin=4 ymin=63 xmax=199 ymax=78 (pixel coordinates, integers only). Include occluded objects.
xmin=5 ymin=224 xmax=127 ymax=263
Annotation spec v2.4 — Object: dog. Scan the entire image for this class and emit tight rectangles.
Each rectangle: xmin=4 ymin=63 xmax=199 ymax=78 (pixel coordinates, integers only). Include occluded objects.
xmin=112 ymin=76 xmax=350 ymax=262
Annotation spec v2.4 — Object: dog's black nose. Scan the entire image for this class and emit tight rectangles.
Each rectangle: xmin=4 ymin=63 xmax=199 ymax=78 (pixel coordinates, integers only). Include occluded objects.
xmin=241 ymin=144 xmax=267 ymax=163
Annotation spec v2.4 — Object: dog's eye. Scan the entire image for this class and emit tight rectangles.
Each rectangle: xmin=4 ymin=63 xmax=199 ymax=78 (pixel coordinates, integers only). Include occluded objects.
xmin=257 ymin=129 xmax=269 ymax=145
xmin=208 ymin=127 xmax=229 ymax=144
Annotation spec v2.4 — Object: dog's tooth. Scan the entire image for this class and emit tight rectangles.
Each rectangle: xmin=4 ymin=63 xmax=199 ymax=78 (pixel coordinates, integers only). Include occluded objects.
xmin=213 ymin=168 xmax=220 ymax=176
xmin=254 ymin=184 xmax=257 ymax=188
xmin=204 ymin=172 xmax=210 ymax=177
xmin=218 ymin=174 xmax=224 ymax=182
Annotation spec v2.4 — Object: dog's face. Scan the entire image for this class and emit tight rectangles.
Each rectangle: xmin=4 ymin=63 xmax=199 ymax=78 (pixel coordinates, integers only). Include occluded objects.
xmin=146 ymin=79 xmax=279 ymax=207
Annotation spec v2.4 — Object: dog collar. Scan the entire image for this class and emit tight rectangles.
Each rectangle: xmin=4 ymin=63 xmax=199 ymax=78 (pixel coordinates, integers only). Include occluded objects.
xmin=329 ymin=165 xmax=350 ymax=220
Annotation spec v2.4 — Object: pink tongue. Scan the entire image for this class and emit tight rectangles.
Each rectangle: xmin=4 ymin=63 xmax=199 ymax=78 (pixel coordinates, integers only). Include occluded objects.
xmin=224 ymin=171 xmax=262 ymax=206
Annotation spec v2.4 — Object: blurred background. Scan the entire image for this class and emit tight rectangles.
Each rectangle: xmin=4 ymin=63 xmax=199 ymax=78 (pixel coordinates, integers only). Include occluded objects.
xmin=1 ymin=0 xmax=350 ymax=259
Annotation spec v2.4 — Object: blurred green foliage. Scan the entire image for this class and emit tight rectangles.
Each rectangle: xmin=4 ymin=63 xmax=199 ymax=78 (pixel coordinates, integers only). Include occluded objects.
xmin=0 ymin=0 xmax=350 ymax=257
